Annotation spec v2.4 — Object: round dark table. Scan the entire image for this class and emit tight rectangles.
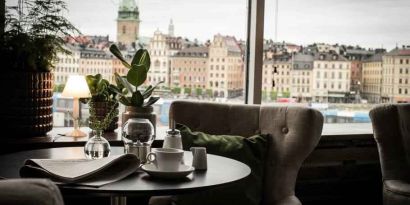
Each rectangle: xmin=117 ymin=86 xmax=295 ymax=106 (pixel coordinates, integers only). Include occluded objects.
xmin=0 ymin=147 xmax=250 ymax=205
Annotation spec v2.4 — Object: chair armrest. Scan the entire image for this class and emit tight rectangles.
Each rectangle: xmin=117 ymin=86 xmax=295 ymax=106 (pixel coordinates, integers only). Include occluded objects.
xmin=0 ymin=179 xmax=64 ymax=205
xmin=384 ymin=180 xmax=410 ymax=197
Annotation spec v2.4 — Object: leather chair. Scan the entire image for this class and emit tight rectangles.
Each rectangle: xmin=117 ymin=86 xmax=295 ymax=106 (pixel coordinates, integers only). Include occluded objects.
xmin=370 ymin=103 xmax=410 ymax=205
xmin=0 ymin=178 xmax=64 ymax=205
xmin=151 ymin=101 xmax=323 ymax=205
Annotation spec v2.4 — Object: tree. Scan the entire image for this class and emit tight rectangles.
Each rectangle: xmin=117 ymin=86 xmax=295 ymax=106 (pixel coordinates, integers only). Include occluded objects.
xmin=171 ymin=87 xmax=181 ymax=94
xmin=262 ymin=90 xmax=268 ymax=101
xmin=184 ymin=87 xmax=191 ymax=95
xmin=54 ymin=84 xmax=65 ymax=93
xmin=282 ymin=91 xmax=291 ymax=98
xmin=195 ymin=88 xmax=203 ymax=96
xmin=270 ymin=91 xmax=278 ymax=101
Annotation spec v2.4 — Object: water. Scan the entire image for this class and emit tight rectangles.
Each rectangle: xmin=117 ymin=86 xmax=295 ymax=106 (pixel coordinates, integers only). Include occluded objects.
xmin=84 ymin=135 xmax=111 ymax=159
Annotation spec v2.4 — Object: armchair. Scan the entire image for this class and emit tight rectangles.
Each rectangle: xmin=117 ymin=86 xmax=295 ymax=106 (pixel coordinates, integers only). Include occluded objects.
xmin=0 ymin=179 xmax=64 ymax=205
xmin=163 ymin=101 xmax=324 ymax=205
xmin=370 ymin=103 xmax=410 ymax=205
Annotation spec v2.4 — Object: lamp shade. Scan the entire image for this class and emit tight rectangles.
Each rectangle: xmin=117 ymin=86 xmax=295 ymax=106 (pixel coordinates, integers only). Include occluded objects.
xmin=62 ymin=75 xmax=91 ymax=98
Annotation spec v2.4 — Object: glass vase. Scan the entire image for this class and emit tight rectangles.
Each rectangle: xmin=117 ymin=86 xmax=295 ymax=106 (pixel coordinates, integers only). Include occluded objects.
xmin=84 ymin=130 xmax=111 ymax=159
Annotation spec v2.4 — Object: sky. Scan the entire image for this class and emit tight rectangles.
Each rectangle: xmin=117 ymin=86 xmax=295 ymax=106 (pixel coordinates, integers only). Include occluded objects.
xmin=6 ymin=0 xmax=410 ymax=50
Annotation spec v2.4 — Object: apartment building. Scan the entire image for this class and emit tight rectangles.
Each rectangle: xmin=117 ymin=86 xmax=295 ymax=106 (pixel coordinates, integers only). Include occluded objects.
xmin=170 ymin=46 xmax=209 ymax=92
xmin=54 ymin=45 xmax=81 ymax=85
xmin=362 ymin=53 xmax=383 ymax=103
xmin=147 ymin=30 xmax=182 ymax=87
xmin=262 ymin=56 xmax=291 ymax=100
xmin=290 ymin=53 xmax=314 ymax=102
xmin=208 ymin=34 xmax=244 ymax=98
xmin=312 ymin=53 xmax=351 ymax=103
xmin=79 ymin=48 xmax=113 ymax=83
xmin=381 ymin=47 xmax=410 ymax=103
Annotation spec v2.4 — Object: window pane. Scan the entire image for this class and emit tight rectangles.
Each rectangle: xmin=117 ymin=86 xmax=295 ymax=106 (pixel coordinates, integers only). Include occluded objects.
xmin=4 ymin=0 xmax=248 ymax=131
xmin=261 ymin=0 xmax=410 ymax=124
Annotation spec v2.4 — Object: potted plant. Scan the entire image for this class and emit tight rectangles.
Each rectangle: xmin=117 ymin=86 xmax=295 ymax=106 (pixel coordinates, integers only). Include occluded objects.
xmin=0 ymin=0 xmax=79 ymax=136
xmin=84 ymin=99 xmax=119 ymax=159
xmin=109 ymin=44 xmax=163 ymax=131
xmin=84 ymin=74 xmax=119 ymax=132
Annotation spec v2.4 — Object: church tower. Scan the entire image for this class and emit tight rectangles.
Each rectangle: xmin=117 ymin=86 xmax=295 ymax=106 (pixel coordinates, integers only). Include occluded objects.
xmin=117 ymin=0 xmax=140 ymax=48
xmin=168 ymin=19 xmax=174 ymax=37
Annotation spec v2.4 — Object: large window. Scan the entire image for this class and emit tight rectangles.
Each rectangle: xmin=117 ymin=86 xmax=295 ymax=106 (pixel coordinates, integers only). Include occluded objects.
xmin=5 ymin=0 xmax=410 ymax=132
xmin=261 ymin=0 xmax=410 ymax=124
xmin=4 ymin=0 xmax=248 ymax=130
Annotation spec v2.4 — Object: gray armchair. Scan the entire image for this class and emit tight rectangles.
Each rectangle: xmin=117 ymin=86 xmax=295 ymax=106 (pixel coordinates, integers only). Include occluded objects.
xmin=0 ymin=179 xmax=64 ymax=205
xmin=370 ymin=103 xmax=410 ymax=205
xmin=151 ymin=101 xmax=323 ymax=205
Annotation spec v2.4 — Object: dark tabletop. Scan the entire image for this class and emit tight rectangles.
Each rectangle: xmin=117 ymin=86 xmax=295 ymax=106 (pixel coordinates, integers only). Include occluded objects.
xmin=0 ymin=147 xmax=251 ymax=197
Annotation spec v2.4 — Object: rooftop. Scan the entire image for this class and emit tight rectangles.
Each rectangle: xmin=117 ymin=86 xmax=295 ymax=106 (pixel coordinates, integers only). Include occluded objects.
xmin=385 ymin=47 xmax=410 ymax=56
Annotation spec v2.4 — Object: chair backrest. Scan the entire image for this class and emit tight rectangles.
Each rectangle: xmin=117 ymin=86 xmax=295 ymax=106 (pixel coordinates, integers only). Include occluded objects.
xmin=370 ymin=104 xmax=410 ymax=181
xmin=169 ymin=101 xmax=324 ymax=204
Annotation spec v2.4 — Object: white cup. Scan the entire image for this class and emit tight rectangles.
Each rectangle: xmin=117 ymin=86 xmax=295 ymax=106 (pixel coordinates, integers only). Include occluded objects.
xmin=146 ymin=148 xmax=184 ymax=172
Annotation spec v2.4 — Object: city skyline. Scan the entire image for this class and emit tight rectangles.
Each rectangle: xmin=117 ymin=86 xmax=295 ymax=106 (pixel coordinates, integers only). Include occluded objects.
xmin=5 ymin=0 xmax=410 ymax=49
xmin=68 ymin=0 xmax=410 ymax=50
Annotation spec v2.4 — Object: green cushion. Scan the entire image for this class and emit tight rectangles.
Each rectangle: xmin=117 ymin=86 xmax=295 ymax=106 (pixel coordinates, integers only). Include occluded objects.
xmin=174 ymin=124 xmax=269 ymax=205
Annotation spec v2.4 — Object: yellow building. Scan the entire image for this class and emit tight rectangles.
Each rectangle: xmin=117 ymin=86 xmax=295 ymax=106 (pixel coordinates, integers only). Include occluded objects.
xmin=208 ymin=34 xmax=244 ymax=98
xmin=290 ymin=53 xmax=314 ymax=102
xmin=362 ymin=53 xmax=383 ymax=103
xmin=381 ymin=47 xmax=410 ymax=103
xmin=54 ymin=45 xmax=81 ymax=85
xmin=78 ymin=49 xmax=113 ymax=83
xmin=262 ymin=58 xmax=291 ymax=101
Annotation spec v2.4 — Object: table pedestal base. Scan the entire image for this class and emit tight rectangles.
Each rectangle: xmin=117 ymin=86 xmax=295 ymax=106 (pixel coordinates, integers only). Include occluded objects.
xmin=111 ymin=196 xmax=127 ymax=205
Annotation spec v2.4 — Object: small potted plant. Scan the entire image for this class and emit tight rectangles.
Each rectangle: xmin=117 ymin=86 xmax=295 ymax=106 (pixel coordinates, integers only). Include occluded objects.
xmin=84 ymin=74 xmax=119 ymax=132
xmin=84 ymin=100 xmax=119 ymax=159
xmin=109 ymin=44 xmax=163 ymax=131
xmin=1 ymin=0 xmax=79 ymax=136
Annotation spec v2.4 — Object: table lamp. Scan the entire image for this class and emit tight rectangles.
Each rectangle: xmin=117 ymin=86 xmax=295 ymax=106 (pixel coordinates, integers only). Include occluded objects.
xmin=62 ymin=75 xmax=91 ymax=137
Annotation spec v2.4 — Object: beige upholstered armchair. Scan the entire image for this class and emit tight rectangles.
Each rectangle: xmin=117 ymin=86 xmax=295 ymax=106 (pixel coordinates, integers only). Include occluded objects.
xmin=0 ymin=179 xmax=64 ymax=205
xmin=165 ymin=101 xmax=324 ymax=205
xmin=370 ymin=104 xmax=410 ymax=205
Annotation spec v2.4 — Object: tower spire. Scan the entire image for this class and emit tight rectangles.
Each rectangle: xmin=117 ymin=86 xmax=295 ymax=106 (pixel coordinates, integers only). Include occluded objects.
xmin=168 ymin=19 xmax=174 ymax=37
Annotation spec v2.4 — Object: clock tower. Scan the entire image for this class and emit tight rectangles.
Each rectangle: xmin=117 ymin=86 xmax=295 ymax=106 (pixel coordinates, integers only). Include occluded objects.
xmin=117 ymin=0 xmax=140 ymax=48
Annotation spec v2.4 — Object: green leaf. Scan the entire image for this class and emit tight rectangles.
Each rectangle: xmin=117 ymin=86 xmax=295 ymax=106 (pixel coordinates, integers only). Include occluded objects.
xmin=108 ymin=84 xmax=123 ymax=96
xmin=131 ymin=91 xmax=144 ymax=107
xmin=114 ymin=72 xmax=133 ymax=93
xmin=119 ymin=96 xmax=132 ymax=106
xmin=142 ymin=81 xmax=164 ymax=99
xmin=131 ymin=49 xmax=150 ymax=71
xmin=127 ymin=65 xmax=147 ymax=87
xmin=143 ymin=97 xmax=160 ymax=107
xmin=95 ymin=74 xmax=102 ymax=83
xmin=110 ymin=44 xmax=131 ymax=69
xmin=85 ymin=75 xmax=96 ymax=94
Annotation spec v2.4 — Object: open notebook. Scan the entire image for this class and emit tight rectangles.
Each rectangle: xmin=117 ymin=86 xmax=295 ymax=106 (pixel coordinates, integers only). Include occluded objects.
xmin=20 ymin=154 xmax=140 ymax=187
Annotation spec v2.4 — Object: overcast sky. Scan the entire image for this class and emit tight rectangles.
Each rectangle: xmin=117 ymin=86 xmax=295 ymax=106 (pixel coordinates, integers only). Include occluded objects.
xmin=7 ymin=0 xmax=410 ymax=49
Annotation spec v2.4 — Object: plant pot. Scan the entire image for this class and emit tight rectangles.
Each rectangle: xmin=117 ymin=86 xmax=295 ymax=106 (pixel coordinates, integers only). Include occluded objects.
xmin=122 ymin=106 xmax=156 ymax=135
xmin=89 ymin=101 xmax=119 ymax=132
xmin=0 ymin=72 xmax=53 ymax=137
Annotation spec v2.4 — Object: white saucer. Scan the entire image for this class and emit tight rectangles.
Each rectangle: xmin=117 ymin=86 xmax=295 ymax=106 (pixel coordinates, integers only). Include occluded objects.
xmin=141 ymin=164 xmax=195 ymax=179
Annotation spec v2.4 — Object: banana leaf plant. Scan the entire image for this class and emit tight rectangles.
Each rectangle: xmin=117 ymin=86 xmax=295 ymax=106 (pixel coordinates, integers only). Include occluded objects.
xmin=109 ymin=44 xmax=163 ymax=108
xmin=81 ymin=74 xmax=118 ymax=103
